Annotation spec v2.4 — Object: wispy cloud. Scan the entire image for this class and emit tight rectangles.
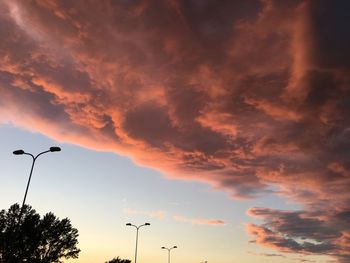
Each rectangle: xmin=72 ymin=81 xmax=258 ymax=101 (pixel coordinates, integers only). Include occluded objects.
xmin=248 ymin=251 xmax=286 ymax=258
xmin=248 ymin=251 xmax=319 ymax=262
xmin=173 ymin=215 xmax=226 ymax=226
xmin=124 ymin=208 xmax=166 ymax=220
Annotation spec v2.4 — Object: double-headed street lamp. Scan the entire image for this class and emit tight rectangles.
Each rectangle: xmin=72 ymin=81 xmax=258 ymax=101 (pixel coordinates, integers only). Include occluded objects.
xmin=126 ymin=222 xmax=150 ymax=263
xmin=13 ymin=146 xmax=61 ymax=207
xmin=161 ymin=246 xmax=177 ymax=263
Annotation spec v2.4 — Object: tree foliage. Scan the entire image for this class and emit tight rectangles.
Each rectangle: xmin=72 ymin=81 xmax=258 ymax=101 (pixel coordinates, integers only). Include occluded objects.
xmin=0 ymin=203 xmax=80 ymax=263
xmin=105 ymin=257 xmax=131 ymax=263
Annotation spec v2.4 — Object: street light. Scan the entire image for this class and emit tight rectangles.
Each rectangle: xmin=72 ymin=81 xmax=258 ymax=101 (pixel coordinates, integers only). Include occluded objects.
xmin=161 ymin=246 xmax=177 ymax=263
xmin=13 ymin=146 xmax=61 ymax=207
xmin=126 ymin=223 xmax=150 ymax=263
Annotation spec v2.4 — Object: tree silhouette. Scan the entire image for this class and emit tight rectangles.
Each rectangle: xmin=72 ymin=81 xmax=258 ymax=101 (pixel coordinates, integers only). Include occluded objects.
xmin=0 ymin=203 xmax=80 ymax=263
xmin=105 ymin=257 xmax=131 ymax=263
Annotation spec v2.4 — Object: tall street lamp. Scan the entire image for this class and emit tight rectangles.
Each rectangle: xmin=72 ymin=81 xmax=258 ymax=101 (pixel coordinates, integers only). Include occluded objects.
xmin=161 ymin=246 xmax=177 ymax=263
xmin=13 ymin=146 xmax=61 ymax=207
xmin=126 ymin=223 xmax=150 ymax=263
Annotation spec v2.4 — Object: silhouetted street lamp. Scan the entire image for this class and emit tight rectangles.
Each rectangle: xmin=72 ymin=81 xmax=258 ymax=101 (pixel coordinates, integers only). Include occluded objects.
xmin=13 ymin=146 xmax=61 ymax=207
xmin=161 ymin=246 xmax=177 ymax=263
xmin=126 ymin=223 xmax=150 ymax=263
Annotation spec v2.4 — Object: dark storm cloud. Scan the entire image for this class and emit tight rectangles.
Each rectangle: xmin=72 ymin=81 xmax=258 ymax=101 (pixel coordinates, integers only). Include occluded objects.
xmin=0 ymin=0 xmax=350 ymax=261
xmin=247 ymin=207 xmax=350 ymax=259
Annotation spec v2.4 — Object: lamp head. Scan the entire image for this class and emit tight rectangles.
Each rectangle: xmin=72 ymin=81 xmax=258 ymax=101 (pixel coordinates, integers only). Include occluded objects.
xmin=145 ymin=222 xmax=150 ymax=226
xmin=50 ymin=146 xmax=61 ymax=152
xmin=173 ymin=246 xmax=177 ymax=249
xmin=126 ymin=223 xmax=132 ymax=226
xmin=161 ymin=247 xmax=166 ymax=249
xmin=13 ymin=150 xmax=25 ymax=155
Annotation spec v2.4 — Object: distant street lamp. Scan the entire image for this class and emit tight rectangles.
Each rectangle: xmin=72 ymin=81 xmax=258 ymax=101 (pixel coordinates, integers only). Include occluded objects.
xmin=126 ymin=223 xmax=150 ymax=263
xmin=161 ymin=246 xmax=177 ymax=263
xmin=13 ymin=147 xmax=61 ymax=207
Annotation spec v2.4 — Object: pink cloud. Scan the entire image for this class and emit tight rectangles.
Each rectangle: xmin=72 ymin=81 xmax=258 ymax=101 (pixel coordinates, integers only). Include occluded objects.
xmin=0 ymin=0 xmax=350 ymax=261
xmin=173 ymin=215 xmax=225 ymax=226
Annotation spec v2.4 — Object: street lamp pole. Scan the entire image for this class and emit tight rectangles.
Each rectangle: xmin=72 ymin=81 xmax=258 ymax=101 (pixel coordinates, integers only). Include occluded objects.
xmin=161 ymin=246 xmax=177 ymax=263
xmin=126 ymin=223 xmax=150 ymax=263
xmin=13 ymin=146 xmax=61 ymax=207
xmin=12 ymin=146 xmax=61 ymax=261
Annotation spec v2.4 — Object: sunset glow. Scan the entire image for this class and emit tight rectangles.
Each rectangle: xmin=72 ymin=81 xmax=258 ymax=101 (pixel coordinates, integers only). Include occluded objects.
xmin=1 ymin=1 xmax=350 ymax=263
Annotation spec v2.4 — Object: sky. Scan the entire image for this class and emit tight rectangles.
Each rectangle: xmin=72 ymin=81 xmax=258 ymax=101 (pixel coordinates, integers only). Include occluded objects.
xmin=0 ymin=0 xmax=349 ymax=263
